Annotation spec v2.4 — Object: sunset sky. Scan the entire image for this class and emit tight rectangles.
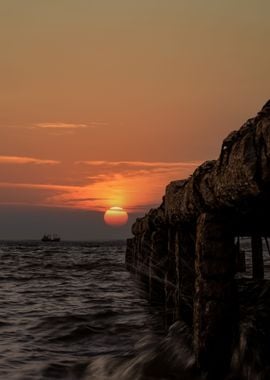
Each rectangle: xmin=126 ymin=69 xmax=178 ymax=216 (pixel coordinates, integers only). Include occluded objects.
xmin=0 ymin=1 xmax=269 ymax=240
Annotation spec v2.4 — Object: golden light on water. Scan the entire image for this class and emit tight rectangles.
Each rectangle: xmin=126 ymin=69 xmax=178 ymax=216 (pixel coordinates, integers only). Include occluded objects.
xmin=104 ymin=207 xmax=128 ymax=227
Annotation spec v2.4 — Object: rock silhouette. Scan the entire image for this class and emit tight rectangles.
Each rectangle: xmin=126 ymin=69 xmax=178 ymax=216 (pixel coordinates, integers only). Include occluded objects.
xmin=126 ymin=101 xmax=270 ymax=378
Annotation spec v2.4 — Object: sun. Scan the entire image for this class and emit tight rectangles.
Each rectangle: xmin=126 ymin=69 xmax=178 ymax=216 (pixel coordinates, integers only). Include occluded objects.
xmin=104 ymin=207 xmax=128 ymax=227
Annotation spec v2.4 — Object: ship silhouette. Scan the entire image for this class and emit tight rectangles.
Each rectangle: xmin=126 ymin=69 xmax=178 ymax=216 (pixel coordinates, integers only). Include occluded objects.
xmin=41 ymin=233 xmax=61 ymax=242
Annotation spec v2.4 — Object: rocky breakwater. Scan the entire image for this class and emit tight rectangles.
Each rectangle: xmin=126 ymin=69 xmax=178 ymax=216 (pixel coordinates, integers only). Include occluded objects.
xmin=126 ymin=100 xmax=270 ymax=378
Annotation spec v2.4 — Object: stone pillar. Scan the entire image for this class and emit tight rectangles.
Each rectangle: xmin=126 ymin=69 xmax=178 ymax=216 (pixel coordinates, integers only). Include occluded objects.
xmin=237 ymin=249 xmax=246 ymax=273
xmin=251 ymin=235 xmax=264 ymax=280
xmin=149 ymin=229 xmax=167 ymax=303
xmin=139 ymin=231 xmax=152 ymax=287
xmin=194 ymin=213 xmax=237 ymax=378
xmin=176 ymin=226 xmax=196 ymax=324
xmin=235 ymin=237 xmax=246 ymax=273
xmin=125 ymin=238 xmax=135 ymax=272
xmin=134 ymin=236 xmax=141 ymax=278
xmin=164 ymin=227 xmax=179 ymax=325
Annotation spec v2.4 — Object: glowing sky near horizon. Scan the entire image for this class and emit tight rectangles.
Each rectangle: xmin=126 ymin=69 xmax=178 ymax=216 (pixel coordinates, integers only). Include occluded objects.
xmin=0 ymin=1 xmax=269 ymax=237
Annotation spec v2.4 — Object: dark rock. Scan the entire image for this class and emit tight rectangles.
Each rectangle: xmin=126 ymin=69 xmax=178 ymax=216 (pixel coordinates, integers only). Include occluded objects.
xmin=125 ymin=101 xmax=270 ymax=377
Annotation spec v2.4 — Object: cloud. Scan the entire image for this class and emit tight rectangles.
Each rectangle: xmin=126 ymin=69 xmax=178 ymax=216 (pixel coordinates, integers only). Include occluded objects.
xmin=126 ymin=203 xmax=161 ymax=212
xmin=30 ymin=122 xmax=108 ymax=136
xmin=75 ymin=160 xmax=202 ymax=183
xmin=33 ymin=122 xmax=108 ymax=130
xmin=0 ymin=182 xmax=78 ymax=209
xmin=77 ymin=160 xmax=201 ymax=169
xmin=0 ymin=182 xmax=77 ymax=191
xmin=67 ymin=197 xmax=110 ymax=203
xmin=0 ymin=160 xmax=201 ymax=214
xmin=34 ymin=123 xmax=89 ymax=129
xmin=0 ymin=156 xmax=60 ymax=165
xmin=48 ymin=160 xmax=201 ymax=212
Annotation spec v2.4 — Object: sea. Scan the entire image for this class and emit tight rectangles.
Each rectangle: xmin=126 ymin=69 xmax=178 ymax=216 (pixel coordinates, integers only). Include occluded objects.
xmin=1 ymin=239 xmax=270 ymax=380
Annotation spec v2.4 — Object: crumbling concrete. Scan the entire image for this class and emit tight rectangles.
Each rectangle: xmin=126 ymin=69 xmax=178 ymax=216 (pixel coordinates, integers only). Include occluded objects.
xmin=126 ymin=100 xmax=270 ymax=377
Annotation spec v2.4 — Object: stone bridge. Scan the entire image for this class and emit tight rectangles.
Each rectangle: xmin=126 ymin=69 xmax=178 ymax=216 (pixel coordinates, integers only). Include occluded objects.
xmin=126 ymin=101 xmax=270 ymax=378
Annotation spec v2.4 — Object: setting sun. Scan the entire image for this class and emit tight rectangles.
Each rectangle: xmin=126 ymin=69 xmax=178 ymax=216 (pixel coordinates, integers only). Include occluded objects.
xmin=104 ymin=207 xmax=128 ymax=227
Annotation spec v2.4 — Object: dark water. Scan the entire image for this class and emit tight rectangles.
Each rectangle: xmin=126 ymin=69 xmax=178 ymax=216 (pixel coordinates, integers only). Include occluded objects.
xmin=1 ymin=240 xmax=270 ymax=380
xmin=0 ymin=241 xmax=162 ymax=379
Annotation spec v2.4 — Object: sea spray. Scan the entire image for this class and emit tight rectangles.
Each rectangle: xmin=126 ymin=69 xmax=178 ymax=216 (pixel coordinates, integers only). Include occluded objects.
xmin=83 ymin=321 xmax=200 ymax=380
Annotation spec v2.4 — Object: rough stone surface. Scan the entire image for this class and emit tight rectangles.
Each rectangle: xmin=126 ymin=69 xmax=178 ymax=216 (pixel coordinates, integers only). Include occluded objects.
xmin=193 ymin=213 xmax=237 ymax=377
xmin=164 ymin=101 xmax=270 ymax=222
xmin=125 ymin=101 xmax=270 ymax=377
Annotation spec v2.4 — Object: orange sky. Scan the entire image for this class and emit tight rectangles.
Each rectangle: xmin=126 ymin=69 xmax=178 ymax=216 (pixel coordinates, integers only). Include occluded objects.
xmin=0 ymin=1 xmax=269 ymax=236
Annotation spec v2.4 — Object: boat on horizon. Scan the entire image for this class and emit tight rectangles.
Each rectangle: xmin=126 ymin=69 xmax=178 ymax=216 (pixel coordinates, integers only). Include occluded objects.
xmin=41 ymin=234 xmax=61 ymax=242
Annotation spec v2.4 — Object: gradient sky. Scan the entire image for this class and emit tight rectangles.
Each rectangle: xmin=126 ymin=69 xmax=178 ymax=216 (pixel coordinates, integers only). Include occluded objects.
xmin=0 ymin=0 xmax=269 ymax=240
